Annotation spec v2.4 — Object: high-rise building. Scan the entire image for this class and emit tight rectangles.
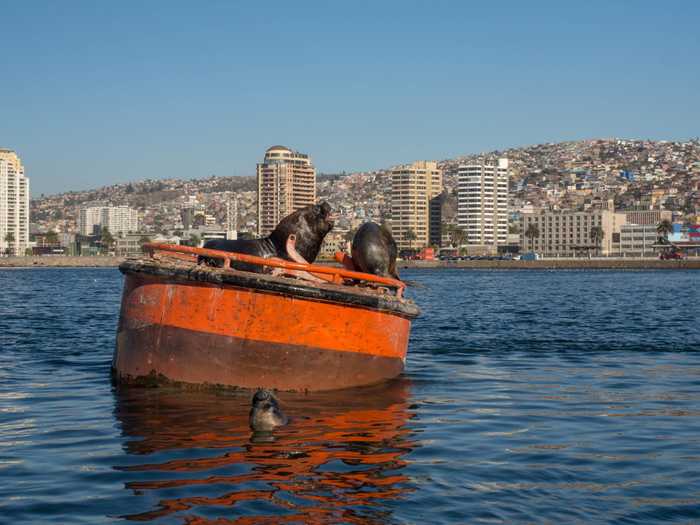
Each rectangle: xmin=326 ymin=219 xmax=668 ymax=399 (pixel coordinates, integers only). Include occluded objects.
xmin=457 ymin=158 xmax=509 ymax=247
xmin=257 ymin=145 xmax=316 ymax=236
xmin=79 ymin=205 xmax=139 ymax=236
xmin=102 ymin=206 xmax=139 ymax=235
xmin=79 ymin=207 xmax=103 ymax=236
xmin=0 ymin=149 xmax=30 ymax=256
xmin=390 ymin=161 xmax=443 ymax=251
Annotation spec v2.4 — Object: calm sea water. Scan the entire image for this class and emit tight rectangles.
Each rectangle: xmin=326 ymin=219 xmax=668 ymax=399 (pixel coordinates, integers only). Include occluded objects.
xmin=1 ymin=268 xmax=699 ymax=524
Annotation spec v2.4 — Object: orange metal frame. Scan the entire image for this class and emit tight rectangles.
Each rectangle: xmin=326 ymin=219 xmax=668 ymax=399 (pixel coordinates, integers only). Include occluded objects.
xmin=142 ymin=243 xmax=406 ymax=296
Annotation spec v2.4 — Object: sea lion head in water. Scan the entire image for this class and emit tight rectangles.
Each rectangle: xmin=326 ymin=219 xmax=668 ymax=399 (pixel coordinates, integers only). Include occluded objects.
xmin=351 ymin=222 xmax=400 ymax=280
xmin=270 ymin=201 xmax=335 ymax=263
xmin=249 ymin=389 xmax=289 ymax=432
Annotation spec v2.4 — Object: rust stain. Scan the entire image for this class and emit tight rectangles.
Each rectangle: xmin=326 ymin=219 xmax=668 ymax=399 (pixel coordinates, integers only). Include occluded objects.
xmin=114 ymin=271 xmax=412 ymax=391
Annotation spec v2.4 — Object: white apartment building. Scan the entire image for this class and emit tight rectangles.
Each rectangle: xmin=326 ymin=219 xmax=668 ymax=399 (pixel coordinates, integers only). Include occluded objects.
xmin=79 ymin=207 xmax=103 ymax=236
xmin=457 ymin=158 xmax=509 ymax=247
xmin=102 ymin=206 xmax=139 ymax=235
xmin=0 ymin=149 xmax=30 ymax=256
xmin=79 ymin=205 xmax=139 ymax=236
xmin=390 ymin=161 xmax=443 ymax=250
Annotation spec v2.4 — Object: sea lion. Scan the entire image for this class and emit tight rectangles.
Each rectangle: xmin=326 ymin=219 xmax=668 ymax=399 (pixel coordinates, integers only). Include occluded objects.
xmin=350 ymin=222 xmax=400 ymax=280
xmin=201 ymin=202 xmax=335 ymax=273
xmin=249 ymin=389 xmax=288 ymax=432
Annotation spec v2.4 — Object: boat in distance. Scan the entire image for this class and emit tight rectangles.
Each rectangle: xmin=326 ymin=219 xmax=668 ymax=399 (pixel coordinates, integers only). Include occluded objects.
xmin=112 ymin=243 xmax=420 ymax=392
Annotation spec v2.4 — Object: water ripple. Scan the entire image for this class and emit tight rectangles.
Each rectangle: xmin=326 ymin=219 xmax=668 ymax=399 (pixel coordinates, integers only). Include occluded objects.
xmin=0 ymin=268 xmax=699 ymax=523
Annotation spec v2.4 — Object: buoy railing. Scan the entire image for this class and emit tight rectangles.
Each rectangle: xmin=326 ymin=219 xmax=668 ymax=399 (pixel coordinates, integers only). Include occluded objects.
xmin=142 ymin=243 xmax=406 ymax=296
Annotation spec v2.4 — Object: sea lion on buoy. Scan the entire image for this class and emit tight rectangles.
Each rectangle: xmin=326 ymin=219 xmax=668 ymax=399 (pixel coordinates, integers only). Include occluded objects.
xmin=249 ymin=389 xmax=288 ymax=432
xmin=351 ymin=222 xmax=400 ymax=280
xmin=201 ymin=202 xmax=335 ymax=273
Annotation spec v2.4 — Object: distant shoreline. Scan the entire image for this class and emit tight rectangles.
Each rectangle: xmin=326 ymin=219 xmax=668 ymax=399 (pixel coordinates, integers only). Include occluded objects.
xmin=399 ymin=258 xmax=700 ymax=270
xmin=1 ymin=255 xmax=699 ymax=270
xmin=0 ymin=256 xmax=124 ymax=268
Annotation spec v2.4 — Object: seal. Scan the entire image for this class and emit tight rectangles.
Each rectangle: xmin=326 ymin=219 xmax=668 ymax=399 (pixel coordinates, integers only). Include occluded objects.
xmin=350 ymin=222 xmax=400 ymax=279
xmin=249 ymin=389 xmax=288 ymax=432
xmin=201 ymin=202 xmax=335 ymax=273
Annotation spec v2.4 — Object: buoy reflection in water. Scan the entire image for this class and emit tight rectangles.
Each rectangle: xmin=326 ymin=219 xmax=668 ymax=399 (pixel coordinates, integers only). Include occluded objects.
xmin=113 ymin=379 xmax=417 ymax=523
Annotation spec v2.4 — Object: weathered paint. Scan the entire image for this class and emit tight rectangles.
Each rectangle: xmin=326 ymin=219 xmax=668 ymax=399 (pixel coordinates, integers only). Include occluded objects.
xmin=114 ymin=269 xmax=415 ymax=391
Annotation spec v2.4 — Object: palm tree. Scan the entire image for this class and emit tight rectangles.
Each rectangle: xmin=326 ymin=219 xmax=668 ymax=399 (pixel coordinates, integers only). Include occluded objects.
xmin=524 ymin=223 xmax=540 ymax=250
xmin=656 ymin=219 xmax=673 ymax=244
xmin=4 ymin=231 xmax=15 ymax=256
xmin=189 ymin=234 xmax=201 ymax=247
xmin=448 ymin=225 xmax=467 ymax=248
xmin=45 ymin=231 xmax=59 ymax=244
xmin=590 ymin=226 xmax=605 ymax=256
xmin=404 ymin=228 xmax=417 ymax=251
xmin=101 ymin=227 xmax=115 ymax=254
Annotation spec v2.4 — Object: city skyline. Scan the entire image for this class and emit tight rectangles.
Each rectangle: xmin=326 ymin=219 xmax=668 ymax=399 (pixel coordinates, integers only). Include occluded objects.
xmin=9 ymin=132 xmax=700 ymax=262
xmin=8 ymin=134 xmax=699 ymax=200
xmin=2 ymin=1 xmax=699 ymax=196
xmin=26 ymin=137 xmax=700 ymax=246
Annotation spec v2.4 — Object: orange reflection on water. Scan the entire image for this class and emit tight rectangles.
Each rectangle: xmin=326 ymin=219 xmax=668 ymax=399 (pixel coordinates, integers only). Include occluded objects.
xmin=113 ymin=379 xmax=417 ymax=524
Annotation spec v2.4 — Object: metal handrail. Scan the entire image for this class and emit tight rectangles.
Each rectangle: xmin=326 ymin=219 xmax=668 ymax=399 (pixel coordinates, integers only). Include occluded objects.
xmin=142 ymin=243 xmax=406 ymax=293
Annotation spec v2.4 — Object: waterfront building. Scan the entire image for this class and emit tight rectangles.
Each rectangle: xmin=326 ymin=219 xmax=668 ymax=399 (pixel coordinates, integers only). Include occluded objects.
xmin=0 ymin=149 xmax=30 ymax=256
xmin=390 ymin=161 xmax=443 ymax=250
xmin=457 ymin=158 xmax=509 ymax=248
xmin=520 ymin=203 xmax=627 ymax=256
xmin=114 ymin=233 xmax=179 ymax=257
xmin=79 ymin=205 xmax=139 ymax=236
xmin=257 ymin=145 xmax=316 ymax=236
xmin=619 ymin=224 xmax=660 ymax=256
xmin=115 ymin=233 xmax=148 ymax=257
xmin=623 ymin=209 xmax=672 ymax=226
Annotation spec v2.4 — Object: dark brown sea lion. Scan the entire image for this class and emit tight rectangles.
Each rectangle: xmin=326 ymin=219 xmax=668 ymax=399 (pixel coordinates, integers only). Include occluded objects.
xmin=350 ymin=222 xmax=400 ymax=280
xmin=249 ymin=389 xmax=288 ymax=431
xmin=201 ymin=202 xmax=335 ymax=273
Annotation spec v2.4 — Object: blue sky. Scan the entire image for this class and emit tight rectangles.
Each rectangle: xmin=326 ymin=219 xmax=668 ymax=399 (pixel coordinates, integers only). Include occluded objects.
xmin=2 ymin=1 xmax=699 ymax=196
